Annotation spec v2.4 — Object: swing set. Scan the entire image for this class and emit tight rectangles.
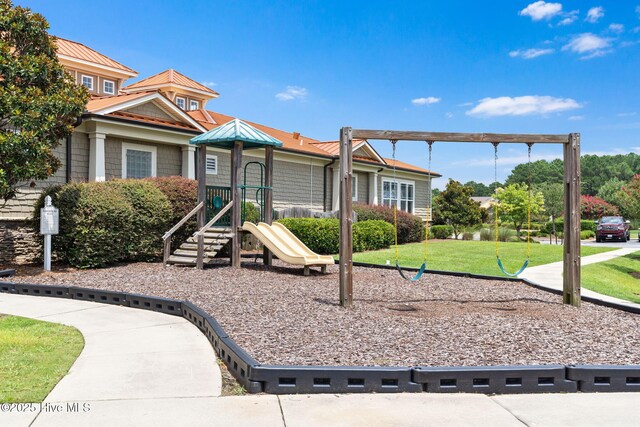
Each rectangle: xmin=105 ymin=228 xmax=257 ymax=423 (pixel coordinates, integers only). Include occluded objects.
xmin=337 ymin=128 xmax=582 ymax=309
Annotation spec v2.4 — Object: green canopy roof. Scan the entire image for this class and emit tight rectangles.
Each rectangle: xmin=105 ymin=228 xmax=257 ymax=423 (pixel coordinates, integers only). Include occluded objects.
xmin=190 ymin=119 xmax=283 ymax=149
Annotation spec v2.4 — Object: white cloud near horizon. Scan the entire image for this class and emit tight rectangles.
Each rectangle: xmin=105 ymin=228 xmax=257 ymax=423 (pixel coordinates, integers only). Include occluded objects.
xmin=411 ymin=97 xmax=441 ymax=105
xmin=562 ymin=33 xmax=613 ymax=59
xmin=202 ymin=81 xmax=217 ymax=87
xmin=519 ymin=1 xmax=562 ymax=21
xmin=617 ymin=112 xmax=637 ymax=117
xmin=275 ymin=86 xmax=308 ymax=101
xmin=509 ymin=48 xmax=555 ymax=59
xmin=568 ymin=115 xmax=584 ymax=120
xmin=608 ymin=23 xmax=624 ymax=33
xmin=585 ymin=6 xmax=604 ymax=23
xmin=466 ymin=96 xmax=582 ymax=118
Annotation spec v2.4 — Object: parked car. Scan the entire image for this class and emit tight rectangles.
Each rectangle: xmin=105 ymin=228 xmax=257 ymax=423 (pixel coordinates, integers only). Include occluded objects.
xmin=595 ymin=216 xmax=631 ymax=242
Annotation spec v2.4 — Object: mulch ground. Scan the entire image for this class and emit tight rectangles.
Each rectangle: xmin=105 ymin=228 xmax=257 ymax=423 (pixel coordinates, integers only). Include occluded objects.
xmin=4 ymin=260 xmax=640 ymax=367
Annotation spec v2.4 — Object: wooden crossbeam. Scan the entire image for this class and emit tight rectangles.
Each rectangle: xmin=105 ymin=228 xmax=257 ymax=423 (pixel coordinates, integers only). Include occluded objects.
xmin=351 ymin=130 xmax=569 ymax=144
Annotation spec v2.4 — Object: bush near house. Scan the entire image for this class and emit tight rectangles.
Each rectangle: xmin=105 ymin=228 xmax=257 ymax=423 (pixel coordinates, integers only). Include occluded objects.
xmin=276 ymin=217 xmax=395 ymax=254
xmin=430 ymin=225 xmax=454 ymax=240
xmin=581 ymin=195 xmax=619 ymax=220
xmin=541 ymin=219 xmax=597 ymax=234
xmin=34 ymin=180 xmax=171 ymax=268
xmin=145 ymin=176 xmax=197 ymax=250
xmin=353 ymin=204 xmax=425 ymax=244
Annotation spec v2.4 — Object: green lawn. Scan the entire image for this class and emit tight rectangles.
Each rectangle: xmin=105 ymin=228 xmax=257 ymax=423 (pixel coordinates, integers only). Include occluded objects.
xmin=582 ymin=251 xmax=640 ymax=304
xmin=350 ymin=240 xmax=616 ymax=277
xmin=0 ymin=315 xmax=84 ymax=403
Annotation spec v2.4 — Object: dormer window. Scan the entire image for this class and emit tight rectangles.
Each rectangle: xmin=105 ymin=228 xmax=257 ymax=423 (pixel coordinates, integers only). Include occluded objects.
xmin=175 ymin=96 xmax=186 ymax=109
xmin=103 ymin=80 xmax=115 ymax=95
xmin=81 ymin=75 xmax=94 ymax=91
xmin=189 ymin=100 xmax=199 ymax=111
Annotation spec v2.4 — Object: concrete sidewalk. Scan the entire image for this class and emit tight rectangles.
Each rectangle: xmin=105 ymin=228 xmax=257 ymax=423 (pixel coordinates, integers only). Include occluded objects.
xmin=520 ymin=247 xmax=640 ymax=311
xmin=2 ymin=292 xmax=640 ymax=426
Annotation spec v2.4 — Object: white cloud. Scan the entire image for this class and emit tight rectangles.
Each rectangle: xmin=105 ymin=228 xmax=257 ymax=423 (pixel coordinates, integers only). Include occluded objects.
xmin=608 ymin=23 xmax=624 ymax=33
xmin=632 ymin=26 xmax=640 ymax=34
xmin=452 ymin=153 xmax=562 ymax=167
xmin=445 ymin=112 xmax=454 ymax=118
xmin=636 ymin=5 xmax=640 ymax=16
xmin=202 ymin=81 xmax=217 ymax=87
xmin=558 ymin=10 xmax=579 ymax=26
xmin=411 ymin=97 xmax=441 ymax=105
xmin=585 ymin=6 xmax=604 ymax=23
xmin=568 ymin=115 xmax=584 ymax=121
xmin=519 ymin=1 xmax=563 ymax=21
xmin=562 ymin=33 xmax=613 ymax=59
xmin=509 ymin=48 xmax=555 ymax=59
xmin=617 ymin=112 xmax=637 ymax=117
xmin=466 ymin=95 xmax=582 ymax=118
xmin=275 ymin=86 xmax=308 ymax=101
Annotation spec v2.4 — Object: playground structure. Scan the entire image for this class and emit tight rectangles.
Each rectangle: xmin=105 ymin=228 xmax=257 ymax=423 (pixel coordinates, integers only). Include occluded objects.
xmin=163 ymin=119 xmax=331 ymax=274
xmin=337 ymin=128 xmax=582 ymax=308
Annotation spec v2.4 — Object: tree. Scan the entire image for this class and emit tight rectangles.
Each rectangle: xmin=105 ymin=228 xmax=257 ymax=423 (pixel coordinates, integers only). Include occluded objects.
xmin=580 ymin=195 xmax=619 ymax=220
xmin=535 ymin=182 xmax=563 ymax=243
xmin=463 ymin=181 xmax=491 ymax=197
xmin=0 ymin=0 xmax=88 ymax=205
xmin=618 ymin=174 xmax=640 ymax=220
xmin=495 ymin=183 xmax=545 ymax=239
xmin=596 ymin=178 xmax=626 ymax=212
xmin=433 ymin=179 xmax=482 ymax=239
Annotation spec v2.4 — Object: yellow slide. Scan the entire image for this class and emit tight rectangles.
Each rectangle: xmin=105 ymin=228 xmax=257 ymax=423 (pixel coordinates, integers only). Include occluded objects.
xmin=242 ymin=221 xmax=334 ymax=274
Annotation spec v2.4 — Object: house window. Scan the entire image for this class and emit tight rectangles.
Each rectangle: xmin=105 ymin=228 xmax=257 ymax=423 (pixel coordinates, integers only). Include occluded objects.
xmin=122 ymin=143 xmax=157 ymax=179
xmin=189 ymin=100 xmax=199 ymax=111
xmin=206 ymin=154 xmax=217 ymax=175
xmin=351 ymin=174 xmax=358 ymax=201
xmin=382 ymin=179 xmax=415 ymax=213
xmin=103 ymin=80 xmax=115 ymax=95
xmin=175 ymin=97 xmax=186 ymax=109
xmin=81 ymin=75 xmax=93 ymax=90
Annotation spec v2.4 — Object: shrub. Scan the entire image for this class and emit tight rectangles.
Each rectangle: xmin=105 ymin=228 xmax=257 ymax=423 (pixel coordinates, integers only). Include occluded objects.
xmin=353 ymin=220 xmax=394 ymax=252
xmin=462 ymin=232 xmax=474 ymax=241
xmin=542 ymin=219 xmax=597 ymax=234
xmin=479 ymin=228 xmax=492 ymax=241
xmin=108 ymin=180 xmax=171 ymax=261
xmin=146 ymin=176 xmax=197 ymax=249
xmin=498 ymin=227 xmax=516 ymax=242
xmin=242 ymin=202 xmax=260 ymax=224
xmin=430 ymin=225 xmax=453 ymax=239
xmin=353 ymin=204 xmax=425 ymax=244
xmin=580 ymin=230 xmax=595 ymax=240
xmin=276 ymin=218 xmax=339 ymax=254
xmin=34 ymin=182 xmax=136 ymax=268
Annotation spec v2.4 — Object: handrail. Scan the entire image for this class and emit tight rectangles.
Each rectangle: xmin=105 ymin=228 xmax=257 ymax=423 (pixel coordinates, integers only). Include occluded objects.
xmin=196 ymin=201 xmax=234 ymax=236
xmin=163 ymin=202 xmax=204 ymax=241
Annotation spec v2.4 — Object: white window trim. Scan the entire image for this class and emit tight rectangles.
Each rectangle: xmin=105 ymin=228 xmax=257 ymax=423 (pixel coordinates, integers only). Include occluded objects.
xmin=206 ymin=154 xmax=218 ymax=175
xmin=175 ymin=96 xmax=186 ymax=109
xmin=121 ymin=142 xmax=157 ymax=179
xmin=352 ymin=174 xmax=358 ymax=201
xmin=189 ymin=100 xmax=199 ymax=111
xmin=103 ymin=79 xmax=115 ymax=95
xmin=381 ymin=178 xmax=416 ymax=214
xmin=81 ymin=75 xmax=94 ymax=90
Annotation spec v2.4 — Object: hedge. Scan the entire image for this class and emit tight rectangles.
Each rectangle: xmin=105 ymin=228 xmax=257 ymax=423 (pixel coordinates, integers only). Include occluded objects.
xmin=430 ymin=225 xmax=453 ymax=240
xmin=353 ymin=204 xmax=425 ymax=244
xmin=34 ymin=180 xmax=172 ymax=268
xmin=542 ymin=219 xmax=597 ymax=234
xmin=276 ymin=218 xmax=395 ymax=254
xmin=146 ymin=176 xmax=197 ymax=250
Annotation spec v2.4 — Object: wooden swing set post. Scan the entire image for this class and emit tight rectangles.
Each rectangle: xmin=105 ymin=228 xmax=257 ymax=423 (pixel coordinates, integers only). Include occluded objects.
xmin=338 ymin=128 xmax=581 ymax=308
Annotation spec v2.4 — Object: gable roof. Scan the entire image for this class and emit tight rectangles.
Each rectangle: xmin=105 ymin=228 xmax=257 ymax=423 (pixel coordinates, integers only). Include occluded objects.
xmin=55 ymin=37 xmax=137 ymax=77
xmin=310 ymin=139 xmax=385 ymax=163
xmin=383 ymin=158 xmax=441 ymax=176
xmin=85 ymin=91 xmax=206 ymax=132
xmin=122 ymin=69 xmax=219 ymax=97
xmin=191 ymin=119 xmax=283 ymax=148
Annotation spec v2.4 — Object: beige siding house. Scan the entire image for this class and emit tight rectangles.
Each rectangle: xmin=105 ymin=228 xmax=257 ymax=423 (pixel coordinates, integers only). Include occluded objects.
xmin=0 ymin=38 xmax=440 ymax=262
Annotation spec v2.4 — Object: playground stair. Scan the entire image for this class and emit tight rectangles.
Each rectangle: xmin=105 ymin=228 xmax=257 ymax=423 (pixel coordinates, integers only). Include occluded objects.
xmin=166 ymin=227 xmax=233 ymax=266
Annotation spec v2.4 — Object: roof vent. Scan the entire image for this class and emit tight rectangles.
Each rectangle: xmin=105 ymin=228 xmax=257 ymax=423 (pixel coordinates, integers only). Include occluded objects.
xmin=292 ymin=132 xmax=300 ymax=140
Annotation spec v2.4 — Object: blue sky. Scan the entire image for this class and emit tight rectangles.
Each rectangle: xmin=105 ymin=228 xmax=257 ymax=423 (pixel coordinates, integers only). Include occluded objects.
xmin=18 ymin=0 xmax=640 ymax=188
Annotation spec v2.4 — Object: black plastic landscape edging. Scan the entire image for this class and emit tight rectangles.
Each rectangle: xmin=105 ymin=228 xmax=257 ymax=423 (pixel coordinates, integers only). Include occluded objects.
xmin=1 ymin=279 xmax=639 ymax=395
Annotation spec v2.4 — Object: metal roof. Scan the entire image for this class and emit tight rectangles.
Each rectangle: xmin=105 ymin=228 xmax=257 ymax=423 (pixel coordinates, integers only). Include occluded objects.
xmin=190 ymin=119 xmax=283 ymax=149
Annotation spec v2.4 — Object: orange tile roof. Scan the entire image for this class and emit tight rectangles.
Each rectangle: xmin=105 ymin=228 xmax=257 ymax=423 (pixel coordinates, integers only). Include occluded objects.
xmin=383 ymin=158 xmax=441 ymax=176
xmin=308 ymin=139 xmax=367 ymax=156
xmin=55 ymin=37 xmax=137 ymax=74
xmin=188 ymin=110 xmax=331 ymax=156
xmin=123 ymin=69 xmax=218 ymax=96
xmin=85 ymin=91 xmax=156 ymax=112
xmin=107 ymin=111 xmax=198 ymax=131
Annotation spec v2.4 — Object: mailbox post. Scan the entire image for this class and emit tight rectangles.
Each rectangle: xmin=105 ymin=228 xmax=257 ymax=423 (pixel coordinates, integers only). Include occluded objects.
xmin=40 ymin=196 xmax=59 ymax=271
